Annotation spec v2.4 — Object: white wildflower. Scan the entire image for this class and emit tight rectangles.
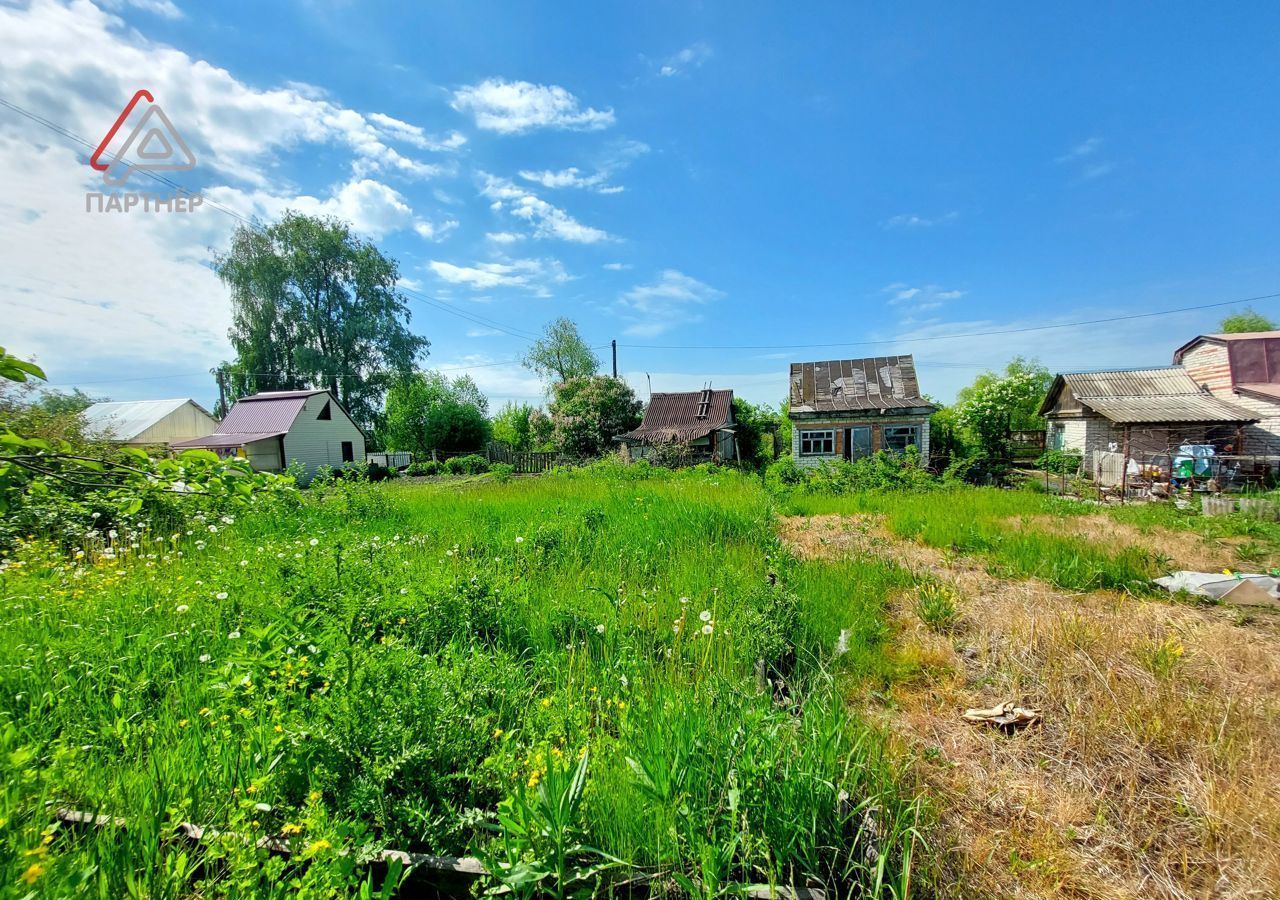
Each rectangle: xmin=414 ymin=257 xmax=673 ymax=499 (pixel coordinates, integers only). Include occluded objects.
xmin=400 ymin=588 xmax=409 ymax=595
xmin=228 ymin=630 xmax=241 ymax=639
xmin=198 ymin=654 xmax=211 ymax=663
xmin=309 ymin=538 xmax=319 ymax=547
xmin=176 ymin=604 xmax=189 ymax=614
xmin=208 ymin=525 xmax=218 ymax=534
xmin=701 ymin=624 xmax=714 ymax=636
xmin=515 ymin=536 xmax=524 ymax=544
xmin=239 ymin=560 xmax=248 ymax=567
xmin=699 ymin=610 xmax=712 ymax=623
xmin=596 ymin=624 xmax=606 ymax=634
xmin=216 ymin=592 xmax=228 ymax=600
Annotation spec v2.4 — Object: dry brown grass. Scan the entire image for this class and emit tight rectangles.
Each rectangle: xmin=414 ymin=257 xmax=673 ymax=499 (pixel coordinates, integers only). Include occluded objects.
xmin=779 ymin=514 xmax=1280 ymax=899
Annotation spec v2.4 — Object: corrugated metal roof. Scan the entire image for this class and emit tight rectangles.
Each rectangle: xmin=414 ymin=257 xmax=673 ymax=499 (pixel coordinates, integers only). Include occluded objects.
xmin=217 ymin=391 xmax=323 ymax=434
xmin=789 ymin=356 xmax=934 ymax=413
xmin=172 ymin=431 xmax=285 ymax=449
xmin=1081 ymin=395 xmax=1257 ymax=424
xmin=1054 ymin=367 xmax=1259 ymax=424
xmin=83 ymin=398 xmax=205 ymax=441
xmin=622 ymin=389 xmax=733 ymax=443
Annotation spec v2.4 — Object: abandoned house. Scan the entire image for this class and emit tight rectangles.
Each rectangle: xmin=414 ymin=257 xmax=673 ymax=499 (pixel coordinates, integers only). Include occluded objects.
xmin=788 ymin=356 xmax=935 ymax=468
xmin=617 ymin=388 xmax=738 ymax=462
xmin=171 ymin=389 xmax=365 ymax=482
xmin=1174 ymin=331 xmax=1280 ymax=454
xmin=1039 ymin=367 xmax=1258 ymax=470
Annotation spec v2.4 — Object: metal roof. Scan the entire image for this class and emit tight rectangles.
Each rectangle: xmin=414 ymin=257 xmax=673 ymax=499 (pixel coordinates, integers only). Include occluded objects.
xmin=217 ymin=391 xmax=323 ymax=434
xmin=1047 ymin=367 xmax=1259 ymax=424
xmin=171 ymin=431 xmax=285 ymax=449
xmin=621 ymin=389 xmax=733 ymax=443
xmin=789 ymin=356 xmax=934 ymax=413
xmin=83 ymin=398 xmax=210 ymax=441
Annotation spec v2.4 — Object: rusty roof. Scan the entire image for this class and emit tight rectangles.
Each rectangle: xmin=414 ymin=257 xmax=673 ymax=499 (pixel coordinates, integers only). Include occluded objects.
xmin=1041 ymin=367 xmax=1258 ymax=424
xmin=789 ymin=356 xmax=933 ymax=413
xmin=621 ymin=389 xmax=733 ymax=443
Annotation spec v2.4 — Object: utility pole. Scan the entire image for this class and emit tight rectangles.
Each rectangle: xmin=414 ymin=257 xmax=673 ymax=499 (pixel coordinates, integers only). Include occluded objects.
xmin=216 ymin=367 xmax=227 ymax=418
xmin=611 ymin=339 xmax=617 ymax=378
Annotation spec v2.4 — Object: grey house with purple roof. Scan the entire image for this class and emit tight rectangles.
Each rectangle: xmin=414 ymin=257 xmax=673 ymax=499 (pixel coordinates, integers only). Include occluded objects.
xmin=172 ymin=389 xmax=365 ymax=482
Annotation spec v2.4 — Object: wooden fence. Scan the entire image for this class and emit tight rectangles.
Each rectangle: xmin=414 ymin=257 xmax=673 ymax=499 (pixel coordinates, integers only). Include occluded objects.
xmin=486 ymin=443 xmax=562 ymax=474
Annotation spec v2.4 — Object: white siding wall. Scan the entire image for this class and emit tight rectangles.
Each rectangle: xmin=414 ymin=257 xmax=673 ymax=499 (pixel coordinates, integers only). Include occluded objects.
xmin=244 ymin=438 xmax=283 ymax=472
xmin=129 ymin=403 xmax=219 ymax=446
xmin=1181 ymin=342 xmax=1280 ymax=454
xmin=281 ymin=393 xmax=366 ymax=482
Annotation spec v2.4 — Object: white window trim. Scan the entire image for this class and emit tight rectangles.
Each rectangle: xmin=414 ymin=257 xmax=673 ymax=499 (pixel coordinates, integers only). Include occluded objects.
xmin=882 ymin=424 xmax=920 ymax=452
xmin=799 ymin=429 xmax=835 ymax=456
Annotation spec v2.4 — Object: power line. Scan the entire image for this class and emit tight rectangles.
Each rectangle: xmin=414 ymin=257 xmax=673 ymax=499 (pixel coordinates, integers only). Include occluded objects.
xmin=617 ymin=291 xmax=1280 ymax=351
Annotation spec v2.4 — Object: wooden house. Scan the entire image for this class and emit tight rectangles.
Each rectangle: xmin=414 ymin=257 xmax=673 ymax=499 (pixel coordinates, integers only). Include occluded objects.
xmin=617 ymin=388 xmax=737 ymax=462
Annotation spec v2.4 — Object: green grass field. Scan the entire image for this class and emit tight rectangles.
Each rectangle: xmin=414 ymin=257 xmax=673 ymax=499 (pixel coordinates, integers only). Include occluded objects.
xmin=0 ymin=467 xmax=924 ymax=898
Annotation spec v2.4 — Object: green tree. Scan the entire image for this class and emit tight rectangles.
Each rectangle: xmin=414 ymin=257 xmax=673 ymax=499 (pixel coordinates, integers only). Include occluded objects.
xmin=383 ymin=371 xmax=491 ymax=458
xmin=492 ymin=401 xmax=537 ymax=451
xmin=954 ymin=359 xmax=1051 ymax=458
xmin=214 ymin=212 xmax=428 ymax=429
xmin=731 ymin=398 xmax=781 ymax=467
xmin=778 ymin=397 xmax=793 ymax=457
xmin=548 ymin=376 xmax=642 ymax=457
xmin=1219 ymin=306 xmax=1277 ymax=334
xmin=521 ymin=318 xmax=599 ymax=387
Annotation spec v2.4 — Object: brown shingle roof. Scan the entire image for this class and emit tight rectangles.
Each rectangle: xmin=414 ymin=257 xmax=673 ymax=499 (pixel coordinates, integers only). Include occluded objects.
xmin=621 ymin=389 xmax=733 ymax=443
xmin=789 ymin=356 xmax=933 ymax=413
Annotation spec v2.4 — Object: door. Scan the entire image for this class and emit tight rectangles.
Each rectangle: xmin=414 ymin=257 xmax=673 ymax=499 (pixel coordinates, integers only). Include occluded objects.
xmin=340 ymin=441 xmax=354 ymax=463
xmin=844 ymin=426 xmax=871 ymax=460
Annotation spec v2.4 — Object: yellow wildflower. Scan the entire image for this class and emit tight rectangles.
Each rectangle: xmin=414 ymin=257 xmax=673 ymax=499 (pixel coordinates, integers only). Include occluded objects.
xmin=21 ymin=863 xmax=45 ymax=884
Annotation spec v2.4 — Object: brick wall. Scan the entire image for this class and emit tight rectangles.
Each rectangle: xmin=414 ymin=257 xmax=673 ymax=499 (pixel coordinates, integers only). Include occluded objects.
xmin=791 ymin=415 xmax=932 ymax=469
xmin=1181 ymin=341 xmax=1280 ymax=454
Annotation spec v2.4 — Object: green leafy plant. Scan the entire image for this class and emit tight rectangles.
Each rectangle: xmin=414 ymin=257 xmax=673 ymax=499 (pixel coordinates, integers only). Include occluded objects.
xmin=913 ymin=582 xmax=960 ymax=633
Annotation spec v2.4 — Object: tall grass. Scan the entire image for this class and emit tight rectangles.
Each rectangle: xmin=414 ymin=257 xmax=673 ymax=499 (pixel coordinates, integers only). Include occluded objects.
xmin=0 ymin=467 xmax=925 ymax=896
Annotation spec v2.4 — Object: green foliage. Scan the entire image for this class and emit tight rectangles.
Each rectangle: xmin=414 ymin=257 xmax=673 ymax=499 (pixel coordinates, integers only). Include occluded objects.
xmin=1036 ymin=448 xmax=1083 ymax=475
xmin=1218 ymin=306 xmax=1277 ymax=334
xmin=492 ymin=401 xmax=539 ymax=451
xmin=786 ymin=450 xmax=936 ymax=496
xmin=953 ymin=357 xmax=1052 ymax=458
xmin=913 ymin=582 xmax=960 ymax=633
xmin=443 ymin=453 xmax=489 ymax=475
xmin=731 ymin=397 xmax=781 ymax=468
xmin=213 ymin=212 xmax=429 ymax=429
xmin=547 ymin=376 xmax=642 ymax=457
xmin=521 ymin=318 xmax=600 ymax=387
xmin=490 ymin=462 xmax=515 ymax=482
xmin=0 ymin=346 xmax=45 ymax=384
xmin=405 ymin=460 xmax=441 ymax=477
xmin=382 ymin=370 xmax=491 ymax=457
xmin=765 ymin=456 xmax=805 ymax=492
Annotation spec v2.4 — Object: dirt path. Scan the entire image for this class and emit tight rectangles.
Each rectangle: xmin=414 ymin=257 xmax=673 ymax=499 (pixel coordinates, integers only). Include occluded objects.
xmin=779 ymin=514 xmax=1280 ymax=899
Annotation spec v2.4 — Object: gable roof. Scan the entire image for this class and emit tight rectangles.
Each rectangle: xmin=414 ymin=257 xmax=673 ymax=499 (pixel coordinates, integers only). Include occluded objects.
xmin=1173 ymin=333 xmax=1280 ymax=404
xmin=789 ymin=356 xmax=933 ymax=413
xmin=83 ymin=398 xmax=213 ymax=441
xmin=171 ymin=389 xmax=349 ymax=450
xmin=1039 ymin=367 xmax=1258 ymax=424
xmin=621 ymin=389 xmax=733 ymax=443
xmin=1173 ymin=331 xmax=1280 ymax=362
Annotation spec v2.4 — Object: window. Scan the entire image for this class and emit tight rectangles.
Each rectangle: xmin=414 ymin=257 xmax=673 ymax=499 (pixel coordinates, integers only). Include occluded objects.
xmin=799 ymin=429 xmax=834 ymax=456
xmin=340 ymin=440 xmax=354 ymax=463
xmin=317 ymin=401 xmax=332 ymax=420
xmin=1048 ymin=423 xmax=1065 ymax=450
xmin=882 ymin=425 xmax=920 ymax=453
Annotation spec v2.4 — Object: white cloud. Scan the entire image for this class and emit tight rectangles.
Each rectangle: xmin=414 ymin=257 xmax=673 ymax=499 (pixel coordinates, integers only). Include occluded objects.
xmin=602 ymin=262 xmax=631 ymax=271
xmin=618 ymin=269 xmax=723 ymax=337
xmin=428 ymin=258 xmax=571 ymax=297
xmin=656 ymin=42 xmax=712 ymax=77
xmin=99 ymin=0 xmax=182 ymax=18
xmin=1055 ymin=137 xmax=1103 ymax=163
xmin=481 ymin=174 xmax=611 ymax=243
xmin=209 ymin=177 xmax=431 ymax=240
xmin=368 ymin=112 xmax=467 ymax=152
xmin=882 ymin=211 xmax=958 ymax=229
xmin=519 ymin=166 xmax=618 ymax=193
xmin=882 ymin=282 xmax=966 ymax=313
xmin=451 ymin=78 xmax=614 ymax=134
xmin=432 ymin=355 xmax=545 ymax=403
xmin=485 ymin=231 xmax=525 ymax=244
xmin=1055 ymin=137 xmax=1114 ymax=181
xmin=465 ymin=327 xmax=502 ymax=338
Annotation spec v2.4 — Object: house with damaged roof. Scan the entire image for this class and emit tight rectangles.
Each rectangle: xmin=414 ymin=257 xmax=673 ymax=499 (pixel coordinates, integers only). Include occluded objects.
xmin=617 ymin=388 xmax=738 ymax=462
xmin=788 ymin=356 xmax=936 ymax=468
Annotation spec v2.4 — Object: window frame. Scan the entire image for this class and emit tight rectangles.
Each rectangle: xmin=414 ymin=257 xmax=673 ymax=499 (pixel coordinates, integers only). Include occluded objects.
xmin=882 ymin=424 xmax=920 ymax=453
xmin=799 ymin=429 xmax=835 ymax=456
xmin=340 ymin=440 xmax=354 ymax=463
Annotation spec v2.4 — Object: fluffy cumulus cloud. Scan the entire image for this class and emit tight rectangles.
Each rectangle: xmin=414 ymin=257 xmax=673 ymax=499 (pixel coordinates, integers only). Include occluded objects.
xmin=451 ymin=78 xmax=615 ymax=134
xmin=617 ymin=269 xmax=723 ymax=337
xmin=480 ymin=174 xmax=611 ymax=243
xmin=0 ymin=0 xmax=468 ymax=387
xmin=427 ymin=258 xmax=571 ymax=297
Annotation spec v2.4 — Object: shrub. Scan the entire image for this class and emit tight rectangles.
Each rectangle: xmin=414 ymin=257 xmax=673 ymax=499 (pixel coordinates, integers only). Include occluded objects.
xmin=445 ymin=453 xmax=489 ymax=475
xmin=406 ymin=460 xmax=441 ymax=477
xmin=805 ymin=450 xmax=936 ymax=494
xmin=490 ymin=462 xmax=515 ymax=483
xmin=1036 ymin=449 xmax=1083 ymax=475
xmin=913 ymin=582 xmax=960 ymax=632
xmin=765 ymin=456 xmax=805 ymax=492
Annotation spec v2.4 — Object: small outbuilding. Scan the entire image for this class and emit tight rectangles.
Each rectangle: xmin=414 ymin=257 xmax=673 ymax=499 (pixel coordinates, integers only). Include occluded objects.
xmin=1174 ymin=331 xmax=1280 ymax=454
xmin=617 ymin=388 xmax=738 ymax=462
xmin=788 ymin=356 xmax=935 ymax=468
xmin=82 ymin=398 xmax=218 ymax=447
xmin=172 ymin=389 xmax=364 ymax=482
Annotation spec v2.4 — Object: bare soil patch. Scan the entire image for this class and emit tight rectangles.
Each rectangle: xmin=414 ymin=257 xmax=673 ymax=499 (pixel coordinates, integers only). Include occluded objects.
xmin=780 ymin=514 xmax=1280 ymax=899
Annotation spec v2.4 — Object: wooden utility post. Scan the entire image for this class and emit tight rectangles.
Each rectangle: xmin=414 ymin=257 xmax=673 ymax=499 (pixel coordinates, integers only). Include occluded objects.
xmin=1120 ymin=424 xmax=1131 ymax=504
xmin=611 ymin=339 xmax=617 ymax=378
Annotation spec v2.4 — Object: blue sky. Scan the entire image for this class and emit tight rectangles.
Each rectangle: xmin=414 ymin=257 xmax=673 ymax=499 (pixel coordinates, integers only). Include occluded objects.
xmin=3 ymin=0 xmax=1280 ymax=410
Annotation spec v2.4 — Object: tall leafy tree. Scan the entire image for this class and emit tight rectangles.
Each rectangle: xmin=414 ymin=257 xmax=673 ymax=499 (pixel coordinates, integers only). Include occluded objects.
xmin=1219 ymin=307 xmax=1277 ymax=333
xmin=548 ymin=376 xmax=641 ymax=456
xmin=382 ymin=370 xmax=491 ymax=457
xmin=214 ymin=212 xmax=428 ymax=428
xmin=491 ymin=400 xmax=537 ymax=451
xmin=521 ymin=317 xmax=599 ymax=387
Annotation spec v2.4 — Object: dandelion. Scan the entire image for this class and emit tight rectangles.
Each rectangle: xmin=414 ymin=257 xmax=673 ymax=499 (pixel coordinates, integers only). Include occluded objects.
xmin=239 ymin=560 xmax=248 ymax=567
xmin=216 ymin=592 xmax=228 ymax=600
xmin=400 ymin=587 xmax=409 ymax=595
xmin=178 ymin=719 xmax=189 ymax=728
xmin=702 ymin=624 xmax=714 ymax=636
xmin=679 ymin=596 xmax=689 ymax=605
xmin=199 ymin=654 xmax=211 ymax=663
xmin=306 ymin=838 xmax=332 ymax=854
xmin=596 ymin=623 xmax=606 ymax=634
xmin=221 ymin=515 xmax=235 ymax=525
xmin=540 ymin=698 xmax=551 ymax=708
xmin=308 ymin=790 xmax=322 ymax=802
xmin=515 ymin=536 xmax=525 ymax=543
xmin=309 ymin=538 xmax=319 ymax=547
xmin=699 ymin=610 xmax=712 ymax=622
xmin=228 ymin=630 xmax=241 ymax=639
xmin=176 ymin=604 xmax=189 ymax=614
xmin=21 ymin=863 xmax=45 ymax=885
xmin=208 ymin=525 xmax=218 ymax=534
xmin=493 ymin=727 xmax=504 ymax=738
xmin=195 ymin=541 xmax=206 ymax=551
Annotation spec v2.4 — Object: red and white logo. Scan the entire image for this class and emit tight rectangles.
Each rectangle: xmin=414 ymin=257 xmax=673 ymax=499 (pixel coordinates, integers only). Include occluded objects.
xmin=90 ymin=89 xmax=196 ymax=185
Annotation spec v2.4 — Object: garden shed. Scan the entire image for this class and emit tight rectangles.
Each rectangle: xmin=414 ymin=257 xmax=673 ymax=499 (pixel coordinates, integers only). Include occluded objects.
xmin=788 ymin=356 xmax=935 ymax=468
xmin=172 ymin=389 xmax=364 ymax=482
xmin=82 ymin=398 xmax=217 ymax=447
xmin=617 ymin=388 xmax=737 ymax=462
